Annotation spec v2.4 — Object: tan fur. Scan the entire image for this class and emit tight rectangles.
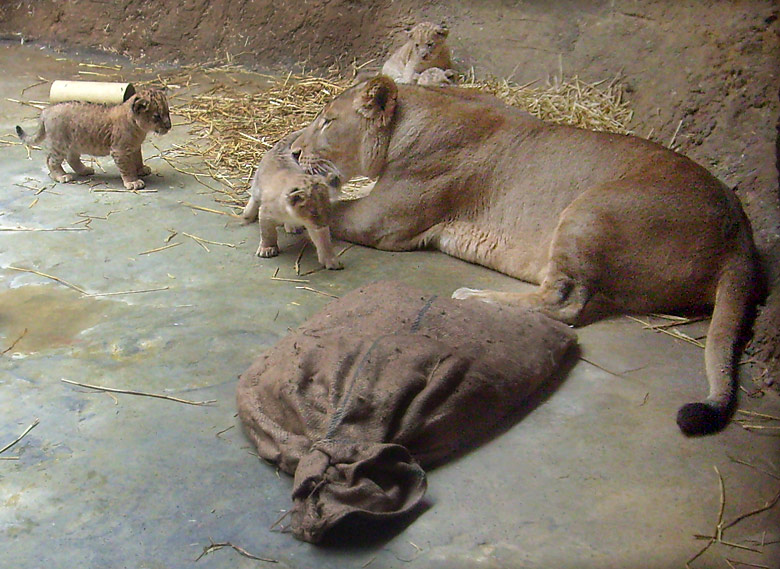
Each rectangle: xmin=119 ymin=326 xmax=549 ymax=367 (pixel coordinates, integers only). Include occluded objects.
xmin=16 ymin=89 xmax=171 ymax=190
xmin=417 ymin=67 xmax=455 ymax=87
xmin=291 ymin=76 xmax=760 ymax=436
xmin=242 ymin=130 xmax=342 ymax=270
xmin=381 ymin=22 xmax=453 ymax=85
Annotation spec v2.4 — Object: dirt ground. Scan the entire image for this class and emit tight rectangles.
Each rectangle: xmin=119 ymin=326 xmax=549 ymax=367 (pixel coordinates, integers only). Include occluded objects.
xmin=1 ymin=1 xmax=778 ymax=373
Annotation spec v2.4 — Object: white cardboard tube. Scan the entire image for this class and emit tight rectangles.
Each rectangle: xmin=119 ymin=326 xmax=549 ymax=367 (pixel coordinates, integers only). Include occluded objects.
xmin=50 ymin=81 xmax=136 ymax=105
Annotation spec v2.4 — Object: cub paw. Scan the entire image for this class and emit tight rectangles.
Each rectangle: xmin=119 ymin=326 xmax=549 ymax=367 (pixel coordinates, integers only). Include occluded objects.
xmin=124 ymin=179 xmax=146 ymax=191
xmin=323 ymin=258 xmax=344 ymax=270
xmin=138 ymin=165 xmax=152 ymax=177
xmin=256 ymin=245 xmax=279 ymax=258
xmin=78 ymin=167 xmax=95 ymax=176
xmin=53 ymin=173 xmax=75 ymax=183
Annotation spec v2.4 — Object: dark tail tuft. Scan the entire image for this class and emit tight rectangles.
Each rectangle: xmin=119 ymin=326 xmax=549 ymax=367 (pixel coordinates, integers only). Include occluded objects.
xmin=15 ymin=125 xmax=24 ymax=140
xmin=676 ymin=402 xmax=730 ymax=436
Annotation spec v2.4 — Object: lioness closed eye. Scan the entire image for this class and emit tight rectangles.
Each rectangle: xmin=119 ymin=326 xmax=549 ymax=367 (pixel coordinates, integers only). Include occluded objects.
xmin=291 ymin=75 xmax=760 ymax=436
xmin=16 ymin=88 xmax=171 ymax=190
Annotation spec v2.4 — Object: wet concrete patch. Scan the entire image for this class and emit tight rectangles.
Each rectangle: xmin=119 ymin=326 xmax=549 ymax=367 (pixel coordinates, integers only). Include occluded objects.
xmin=0 ymin=285 xmax=110 ymax=354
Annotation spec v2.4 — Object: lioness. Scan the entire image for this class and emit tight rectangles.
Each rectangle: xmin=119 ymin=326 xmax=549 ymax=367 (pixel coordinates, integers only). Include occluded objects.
xmin=291 ymin=75 xmax=759 ymax=436
xmin=242 ymin=130 xmax=343 ymax=270
xmin=16 ymin=88 xmax=171 ymax=190
xmin=381 ymin=22 xmax=453 ymax=85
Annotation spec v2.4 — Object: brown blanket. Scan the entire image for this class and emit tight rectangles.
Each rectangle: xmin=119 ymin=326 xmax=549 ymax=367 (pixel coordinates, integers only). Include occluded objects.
xmin=237 ymin=280 xmax=576 ymax=542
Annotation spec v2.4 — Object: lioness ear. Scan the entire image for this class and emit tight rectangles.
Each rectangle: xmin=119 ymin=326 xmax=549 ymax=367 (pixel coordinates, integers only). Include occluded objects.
xmin=132 ymin=95 xmax=150 ymax=114
xmin=354 ymin=76 xmax=397 ymax=127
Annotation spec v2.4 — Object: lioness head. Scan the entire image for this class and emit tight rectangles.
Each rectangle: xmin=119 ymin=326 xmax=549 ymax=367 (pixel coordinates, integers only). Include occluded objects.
xmin=131 ymin=88 xmax=171 ymax=134
xmin=291 ymin=76 xmax=398 ymax=181
xmin=409 ymin=22 xmax=448 ymax=61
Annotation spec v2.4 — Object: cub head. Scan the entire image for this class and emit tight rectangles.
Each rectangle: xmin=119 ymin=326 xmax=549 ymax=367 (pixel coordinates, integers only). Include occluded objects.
xmin=131 ymin=88 xmax=172 ymax=134
xmin=409 ymin=22 xmax=449 ymax=61
xmin=284 ymin=176 xmax=332 ymax=228
xmin=291 ymin=75 xmax=398 ymax=181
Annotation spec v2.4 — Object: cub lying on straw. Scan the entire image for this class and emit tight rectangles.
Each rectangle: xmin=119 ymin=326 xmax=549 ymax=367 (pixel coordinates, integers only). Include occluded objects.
xmin=242 ymin=130 xmax=343 ymax=270
xmin=16 ymin=89 xmax=171 ymax=190
xmin=382 ymin=22 xmax=454 ymax=85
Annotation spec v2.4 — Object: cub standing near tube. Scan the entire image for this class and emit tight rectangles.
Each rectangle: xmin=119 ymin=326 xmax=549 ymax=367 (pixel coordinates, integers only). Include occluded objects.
xmin=16 ymin=88 xmax=171 ymax=190
xmin=291 ymin=75 xmax=760 ymax=436
xmin=242 ymin=130 xmax=343 ymax=270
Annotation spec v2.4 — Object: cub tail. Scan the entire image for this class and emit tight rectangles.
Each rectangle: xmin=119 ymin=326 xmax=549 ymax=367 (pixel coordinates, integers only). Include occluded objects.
xmin=676 ymin=248 xmax=758 ymax=435
xmin=16 ymin=122 xmax=46 ymax=145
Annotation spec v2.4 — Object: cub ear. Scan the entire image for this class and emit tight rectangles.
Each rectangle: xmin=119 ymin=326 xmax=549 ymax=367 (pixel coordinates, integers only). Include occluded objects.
xmin=436 ymin=23 xmax=449 ymax=38
xmin=325 ymin=172 xmax=341 ymax=188
xmin=287 ymin=188 xmax=307 ymax=206
xmin=132 ymin=95 xmax=150 ymax=114
xmin=354 ymin=75 xmax=398 ymax=127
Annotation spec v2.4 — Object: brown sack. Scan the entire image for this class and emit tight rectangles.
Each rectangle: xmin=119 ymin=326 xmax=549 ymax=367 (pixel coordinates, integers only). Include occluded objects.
xmin=237 ymin=280 xmax=576 ymax=542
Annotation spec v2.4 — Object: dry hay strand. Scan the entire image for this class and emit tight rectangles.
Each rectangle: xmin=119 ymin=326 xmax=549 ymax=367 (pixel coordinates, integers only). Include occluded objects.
xmin=171 ymin=68 xmax=635 ymax=208
xmin=460 ymin=71 xmax=634 ymax=135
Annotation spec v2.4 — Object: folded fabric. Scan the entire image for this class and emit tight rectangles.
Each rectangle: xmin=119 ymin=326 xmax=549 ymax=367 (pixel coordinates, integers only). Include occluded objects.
xmin=237 ymin=280 xmax=577 ymax=542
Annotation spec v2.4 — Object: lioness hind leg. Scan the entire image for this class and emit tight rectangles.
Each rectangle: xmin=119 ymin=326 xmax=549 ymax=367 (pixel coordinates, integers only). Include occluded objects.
xmin=66 ymin=152 xmax=95 ymax=176
xmin=453 ymin=276 xmax=591 ymax=326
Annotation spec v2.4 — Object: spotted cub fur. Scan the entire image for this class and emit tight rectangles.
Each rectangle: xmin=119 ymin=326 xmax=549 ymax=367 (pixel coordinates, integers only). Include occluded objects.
xmin=16 ymin=88 xmax=171 ymax=190
xmin=242 ymin=130 xmax=343 ymax=270
xmin=381 ymin=22 xmax=453 ymax=85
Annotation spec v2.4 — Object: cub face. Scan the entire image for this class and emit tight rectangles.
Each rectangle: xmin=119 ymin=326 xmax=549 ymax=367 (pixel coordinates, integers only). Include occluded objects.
xmin=409 ymin=22 xmax=448 ymax=61
xmin=284 ymin=177 xmax=333 ymax=228
xmin=131 ymin=89 xmax=172 ymax=134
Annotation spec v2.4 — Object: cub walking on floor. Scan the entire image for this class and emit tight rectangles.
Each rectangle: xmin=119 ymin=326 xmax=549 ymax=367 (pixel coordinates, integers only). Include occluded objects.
xmin=242 ymin=130 xmax=343 ymax=270
xmin=16 ymin=88 xmax=171 ymax=190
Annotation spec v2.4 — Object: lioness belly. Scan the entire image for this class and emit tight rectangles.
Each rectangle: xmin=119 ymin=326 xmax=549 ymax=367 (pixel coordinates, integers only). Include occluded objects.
xmin=424 ymin=220 xmax=550 ymax=284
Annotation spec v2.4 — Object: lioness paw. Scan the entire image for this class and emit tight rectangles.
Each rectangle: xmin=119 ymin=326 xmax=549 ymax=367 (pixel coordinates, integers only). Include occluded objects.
xmin=256 ymin=245 xmax=279 ymax=258
xmin=452 ymin=287 xmax=485 ymax=300
xmin=124 ymin=179 xmax=146 ymax=190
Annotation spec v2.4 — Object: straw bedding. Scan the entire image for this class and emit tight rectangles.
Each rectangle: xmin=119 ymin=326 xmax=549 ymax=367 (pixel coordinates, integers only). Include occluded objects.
xmin=169 ymin=70 xmax=634 ymax=206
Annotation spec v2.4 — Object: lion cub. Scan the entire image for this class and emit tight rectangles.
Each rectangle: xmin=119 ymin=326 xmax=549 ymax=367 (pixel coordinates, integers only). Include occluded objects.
xmin=16 ymin=88 xmax=171 ymax=190
xmin=381 ymin=22 xmax=453 ymax=85
xmin=242 ymin=130 xmax=343 ymax=270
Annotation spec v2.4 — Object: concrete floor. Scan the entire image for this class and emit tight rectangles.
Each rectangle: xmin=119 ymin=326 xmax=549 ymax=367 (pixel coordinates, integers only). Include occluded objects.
xmin=1 ymin=42 xmax=779 ymax=569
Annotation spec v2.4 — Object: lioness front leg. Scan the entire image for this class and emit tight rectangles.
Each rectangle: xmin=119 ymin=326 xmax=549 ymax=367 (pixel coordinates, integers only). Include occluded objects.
xmin=112 ymin=149 xmax=145 ymax=190
xmin=256 ymin=214 xmax=279 ymax=258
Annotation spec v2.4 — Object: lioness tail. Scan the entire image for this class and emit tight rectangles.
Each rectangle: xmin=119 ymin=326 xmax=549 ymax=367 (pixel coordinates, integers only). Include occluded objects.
xmin=16 ymin=122 xmax=46 ymax=145
xmin=676 ymin=249 xmax=758 ymax=435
